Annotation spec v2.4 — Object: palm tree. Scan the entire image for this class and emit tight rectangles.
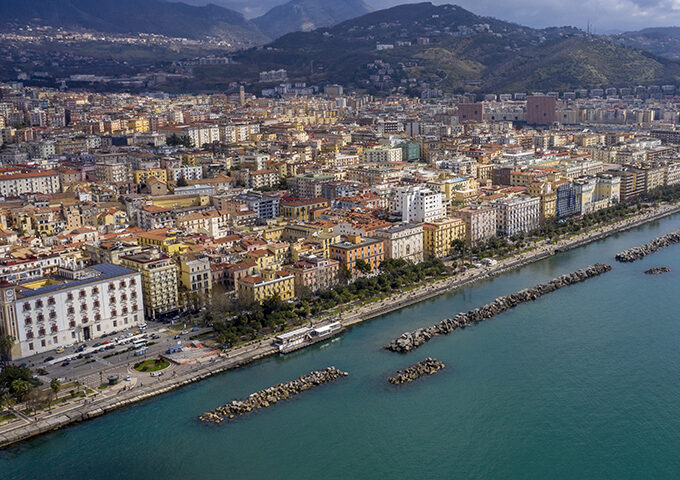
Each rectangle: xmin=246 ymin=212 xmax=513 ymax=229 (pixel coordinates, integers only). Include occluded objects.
xmin=0 ymin=334 xmax=14 ymax=365
xmin=49 ymin=378 xmax=61 ymax=410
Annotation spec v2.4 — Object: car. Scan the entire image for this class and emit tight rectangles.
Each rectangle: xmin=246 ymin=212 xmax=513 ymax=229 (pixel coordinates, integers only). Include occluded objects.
xmin=180 ymin=330 xmax=188 ymax=335
xmin=92 ymin=342 xmax=101 ymax=348
xmin=105 ymin=345 xmax=115 ymax=350
xmin=56 ymin=348 xmax=65 ymax=353
xmin=191 ymin=327 xmax=199 ymax=332
xmin=63 ymin=343 xmax=74 ymax=349
xmin=174 ymin=335 xmax=180 ymax=340
xmin=133 ymin=330 xmax=140 ymax=335
xmin=61 ymin=361 xmax=70 ymax=367
xmin=43 ymin=356 xmax=54 ymax=363
xmin=75 ymin=345 xmax=85 ymax=353
xmin=84 ymin=354 xmax=93 ymax=359
xmin=76 ymin=354 xmax=83 ymax=359
xmin=18 ymin=362 xmax=27 ymax=368
xmin=150 ymin=371 xmax=163 ymax=377
xmin=125 ymin=375 xmax=131 ymax=381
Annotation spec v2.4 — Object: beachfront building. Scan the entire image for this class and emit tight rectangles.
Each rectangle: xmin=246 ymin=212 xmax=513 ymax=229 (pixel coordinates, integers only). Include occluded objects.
xmin=492 ymin=196 xmax=540 ymax=237
xmin=237 ymin=270 xmax=295 ymax=304
xmin=453 ymin=207 xmax=496 ymax=246
xmin=0 ymin=262 xmax=143 ymax=359
xmin=374 ymin=224 xmax=424 ymax=263
xmin=284 ymin=256 xmax=340 ymax=293
xmin=179 ymin=257 xmax=212 ymax=304
xmin=329 ymin=235 xmax=384 ymax=274
xmin=422 ymin=217 xmax=466 ymax=258
xmin=120 ymin=251 xmax=178 ymax=319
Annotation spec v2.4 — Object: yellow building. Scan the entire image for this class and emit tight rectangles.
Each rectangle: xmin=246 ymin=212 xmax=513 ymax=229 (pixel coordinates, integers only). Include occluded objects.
xmin=179 ymin=257 xmax=212 ymax=303
xmin=237 ymin=270 xmax=295 ymax=304
xmin=127 ymin=117 xmax=150 ymax=133
xmin=120 ymin=250 xmax=179 ymax=318
xmin=133 ymin=168 xmax=168 ymax=185
xmin=422 ymin=217 xmax=467 ymax=258
xmin=247 ymin=249 xmax=281 ymax=272
xmin=527 ymin=182 xmax=557 ymax=220
xmin=137 ymin=229 xmax=188 ymax=256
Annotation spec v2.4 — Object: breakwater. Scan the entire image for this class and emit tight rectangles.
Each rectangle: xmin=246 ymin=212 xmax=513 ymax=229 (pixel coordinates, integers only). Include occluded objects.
xmin=385 ymin=263 xmax=612 ymax=354
xmin=388 ymin=358 xmax=445 ymax=384
xmin=615 ymin=230 xmax=680 ymax=262
xmin=199 ymin=367 xmax=348 ymax=423
xmin=645 ymin=267 xmax=671 ymax=275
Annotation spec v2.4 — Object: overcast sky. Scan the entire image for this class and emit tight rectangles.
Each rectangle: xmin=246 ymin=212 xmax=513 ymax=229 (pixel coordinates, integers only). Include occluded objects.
xmin=370 ymin=0 xmax=680 ymax=32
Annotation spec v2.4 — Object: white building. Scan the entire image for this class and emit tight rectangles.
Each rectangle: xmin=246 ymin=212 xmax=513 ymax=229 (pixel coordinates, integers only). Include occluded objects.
xmin=169 ymin=165 xmax=203 ymax=182
xmin=492 ymin=195 xmax=540 ymax=237
xmin=361 ymin=147 xmax=403 ymax=163
xmin=0 ymin=170 xmax=60 ymax=196
xmin=393 ymin=186 xmax=445 ymax=223
xmin=374 ymin=224 xmax=424 ymax=263
xmin=0 ymin=263 xmax=143 ymax=359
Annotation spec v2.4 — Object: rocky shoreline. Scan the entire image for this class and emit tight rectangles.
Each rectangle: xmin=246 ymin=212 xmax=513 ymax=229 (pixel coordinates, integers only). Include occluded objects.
xmin=388 ymin=358 xmax=445 ymax=384
xmin=385 ymin=263 xmax=612 ymax=354
xmin=199 ymin=367 xmax=348 ymax=423
xmin=615 ymin=230 xmax=680 ymax=262
xmin=644 ymin=266 xmax=671 ymax=275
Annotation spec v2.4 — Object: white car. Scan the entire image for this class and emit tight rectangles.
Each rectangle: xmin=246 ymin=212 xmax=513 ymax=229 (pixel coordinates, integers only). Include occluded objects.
xmin=150 ymin=371 xmax=163 ymax=377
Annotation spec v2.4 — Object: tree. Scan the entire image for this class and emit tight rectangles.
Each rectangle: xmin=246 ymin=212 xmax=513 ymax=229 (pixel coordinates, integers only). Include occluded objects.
xmin=450 ymin=238 xmax=467 ymax=257
xmin=10 ymin=379 xmax=31 ymax=402
xmin=0 ymin=392 xmax=14 ymax=411
xmin=177 ymin=176 xmax=189 ymax=187
xmin=0 ymin=334 xmax=14 ymax=364
xmin=338 ymin=266 xmax=351 ymax=285
xmin=49 ymin=378 xmax=61 ymax=411
xmin=355 ymin=259 xmax=372 ymax=274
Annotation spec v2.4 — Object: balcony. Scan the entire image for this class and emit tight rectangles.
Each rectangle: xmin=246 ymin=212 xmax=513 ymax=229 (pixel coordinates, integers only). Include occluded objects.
xmin=47 ymin=297 xmax=56 ymax=306
xmin=81 ymin=317 xmax=89 ymax=324
xmin=23 ymin=304 xmax=31 ymax=312
xmin=35 ymin=300 xmax=44 ymax=309
xmin=37 ymin=314 xmax=44 ymax=323
xmin=24 ymin=317 xmax=32 ymax=326
xmin=95 ymin=313 xmax=101 ymax=321
xmin=69 ymin=320 xmax=76 ymax=328
xmin=26 ymin=331 xmax=34 ymax=339
xmin=51 ymin=324 xmax=58 ymax=333
xmin=38 ymin=328 xmax=46 ymax=337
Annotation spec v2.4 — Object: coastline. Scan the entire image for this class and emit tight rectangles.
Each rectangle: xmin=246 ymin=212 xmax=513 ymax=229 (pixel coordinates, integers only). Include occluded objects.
xmin=1 ymin=201 xmax=679 ymax=449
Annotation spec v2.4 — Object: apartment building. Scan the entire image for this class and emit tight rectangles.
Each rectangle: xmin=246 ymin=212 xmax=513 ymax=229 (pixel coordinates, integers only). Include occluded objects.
xmin=452 ymin=207 xmax=497 ymax=246
xmin=392 ymin=186 xmax=444 ymax=223
xmin=237 ymin=270 xmax=295 ymax=304
xmin=422 ymin=217 xmax=466 ymax=258
xmin=492 ymin=196 xmax=540 ymax=237
xmin=329 ymin=235 xmax=384 ymax=274
xmin=374 ymin=224 xmax=424 ymax=263
xmin=284 ymin=256 xmax=340 ymax=293
xmin=0 ymin=169 xmax=60 ymax=196
xmin=0 ymin=262 xmax=143 ymax=359
xmin=120 ymin=251 xmax=178 ymax=319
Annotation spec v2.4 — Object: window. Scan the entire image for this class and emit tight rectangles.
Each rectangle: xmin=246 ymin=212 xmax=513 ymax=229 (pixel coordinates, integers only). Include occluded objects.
xmin=95 ymin=313 xmax=101 ymax=321
xmin=108 ymin=283 xmax=115 ymax=291
xmin=37 ymin=313 xmax=44 ymax=322
xmin=79 ymin=290 xmax=86 ymax=298
xmin=28 ymin=342 xmax=33 ymax=350
xmin=49 ymin=311 xmax=56 ymax=319
xmin=38 ymin=328 xmax=45 ymax=336
xmin=71 ymin=332 xmax=76 ymax=339
xmin=69 ymin=320 xmax=76 ymax=328
xmin=67 ymin=293 xmax=73 ymax=301
xmin=81 ymin=304 xmax=87 ymax=312
xmin=92 ymin=287 xmax=99 ymax=294
xmin=52 ymin=335 xmax=57 ymax=342
xmin=41 ymin=340 xmax=46 ymax=347
xmin=93 ymin=300 xmax=100 ymax=308
xmin=120 ymin=280 xmax=126 ymax=288
xmin=67 ymin=306 xmax=74 ymax=315
xmin=82 ymin=316 xmax=88 ymax=324
xmin=26 ymin=331 xmax=33 ymax=339
xmin=48 ymin=296 xmax=55 ymax=305
xmin=96 ymin=325 xmax=101 ymax=332
xmin=113 ymin=320 xmax=118 ymax=327
xmin=23 ymin=303 xmax=31 ymax=311
xmin=110 ymin=296 xmax=116 ymax=304
xmin=111 ymin=309 xmax=117 ymax=317
xmin=36 ymin=300 xmax=43 ymax=308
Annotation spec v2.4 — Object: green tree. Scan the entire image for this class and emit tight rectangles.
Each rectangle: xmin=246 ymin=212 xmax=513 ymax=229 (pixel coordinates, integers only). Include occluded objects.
xmin=0 ymin=334 xmax=14 ymax=364
xmin=176 ymin=176 xmax=189 ymax=187
xmin=355 ymin=259 xmax=372 ymax=274
xmin=49 ymin=378 xmax=61 ymax=411
xmin=10 ymin=379 xmax=31 ymax=402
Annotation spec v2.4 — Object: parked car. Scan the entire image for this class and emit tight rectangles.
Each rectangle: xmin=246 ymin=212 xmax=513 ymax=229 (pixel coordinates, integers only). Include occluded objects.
xmin=56 ymin=347 xmax=65 ymax=353
xmin=43 ymin=356 xmax=54 ymax=363
xmin=150 ymin=371 xmax=163 ymax=377
xmin=125 ymin=375 xmax=131 ymax=381
xmin=61 ymin=361 xmax=70 ymax=367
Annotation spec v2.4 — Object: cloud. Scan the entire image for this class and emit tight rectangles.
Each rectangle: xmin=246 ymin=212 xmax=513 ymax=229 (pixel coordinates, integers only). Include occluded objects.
xmin=368 ymin=0 xmax=680 ymax=32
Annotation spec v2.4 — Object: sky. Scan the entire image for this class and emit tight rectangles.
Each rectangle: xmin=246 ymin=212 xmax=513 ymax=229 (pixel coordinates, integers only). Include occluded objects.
xmin=369 ymin=0 xmax=680 ymax=32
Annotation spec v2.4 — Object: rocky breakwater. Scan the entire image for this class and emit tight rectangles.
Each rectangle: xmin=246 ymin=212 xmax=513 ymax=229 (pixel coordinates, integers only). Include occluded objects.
xmin=645 ymin=266 xmax=671 ymax=275
xmin=385 ymin=263 xmax=612 ymax=354
xmin=388 ymin=358 xmax=445 ymax=384
xmin=615 ymin=230 xmax=680 ymax=262
xmin=199 ymin=367 xmax=348 ymax=424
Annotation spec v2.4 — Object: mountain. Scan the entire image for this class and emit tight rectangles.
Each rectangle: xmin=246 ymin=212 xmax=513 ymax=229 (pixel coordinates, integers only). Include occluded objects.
xmin=253 ymin=0 xmax=373 ymax=39
xmin=175 ymin=0 xmax=285 ymax=18
xmin=222 ymin=2 xmax=680 ymax=93
xmin=0 ymin=0 xmax=270 ymax=45
xmin=612 ymin=27 xmax=680 ymax=60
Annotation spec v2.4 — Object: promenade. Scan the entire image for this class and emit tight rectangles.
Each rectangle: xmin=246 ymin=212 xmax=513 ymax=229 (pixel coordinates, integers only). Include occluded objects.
xmin=1 ymin=201 xmax=679 ymax=449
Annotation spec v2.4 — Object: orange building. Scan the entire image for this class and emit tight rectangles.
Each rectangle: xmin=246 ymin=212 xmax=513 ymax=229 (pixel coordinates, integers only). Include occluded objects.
xmin=329 ymin=235 xmax=384 ymax=274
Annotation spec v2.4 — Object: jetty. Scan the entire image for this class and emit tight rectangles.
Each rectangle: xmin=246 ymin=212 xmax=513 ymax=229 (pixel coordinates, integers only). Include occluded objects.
xmin=644 ymin=266 xmax=671 ymax=275
xmin=199 ymin=367 xmax=348 ymax=423
xmin=615 ymin=229 xmax=680 ymax=262
xmin=385 ymin=263 xmax=612 ymax=353
xmin=388 ymin=358 xmax=445 ymax=384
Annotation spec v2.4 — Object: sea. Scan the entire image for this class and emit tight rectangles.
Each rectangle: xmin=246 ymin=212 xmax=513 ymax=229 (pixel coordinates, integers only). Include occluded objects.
xmin=3 ymin=214 xmax=680 ymax=479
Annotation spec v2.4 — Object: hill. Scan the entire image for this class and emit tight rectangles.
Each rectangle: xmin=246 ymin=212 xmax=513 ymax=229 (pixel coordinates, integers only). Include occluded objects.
xmin=253 ymin=0 xmax=372 ymax=39
xmin=612 ymin=27 xmax=680 ymax=60
xmin=225 ymin=2 xmax=680 ymax=93
xmin=0 ymin=0 xmax=269 ymax=45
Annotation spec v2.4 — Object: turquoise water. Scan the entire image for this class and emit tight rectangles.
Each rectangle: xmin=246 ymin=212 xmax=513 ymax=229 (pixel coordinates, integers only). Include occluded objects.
xmin=4 ymin=215 xmax=680 ymax=479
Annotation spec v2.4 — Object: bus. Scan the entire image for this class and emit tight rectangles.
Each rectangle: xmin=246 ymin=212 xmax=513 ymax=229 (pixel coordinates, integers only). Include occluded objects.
xmin=132 ymin=340 xmax=147 ymax=349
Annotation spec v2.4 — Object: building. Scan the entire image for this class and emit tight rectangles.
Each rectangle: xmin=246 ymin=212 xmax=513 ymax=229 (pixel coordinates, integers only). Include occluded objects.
xmin=452 ymin=207 xmax=496 ymax=246
xmin=0 ymin=262 xmax=143 ymax=359
xmin=329 ymin=235 xmax=384 ymax=274
xmin=0 ymin=169 xmax=60 ymax=196
xmin=361 ymin=147 xmax=403 ymax=163
xmin=492 ymin=196 xmax=540 ymax=237
xmin=237 ymin=270 xmax=295 ymax=304
xmin=280 ymin=198 xmax=329 ymax=222
xmin=120 ymin=251 xmax=178 ymax=319
xmin=393 ymin=186 xmax=444 ymax=223
xmin=95 ymin=162 xmax=129 ymax=184
xmin=179 ymin=257 xmax=212 ymax=303
xmin=458 ymin=103 xmax=484 ymax=122
xmin=374 ymin=224 xmax=424 ymax=263
xmin=526 ymin=96 xmax=556 ymax=125
xmin=284 ymin=256 xmax=340 ymax=293
xmin=169 ymin=165 xmax=203 ymax=182
xmin=137 ymin=204 xmax=175 ymax=230
xmin=422 ymin=217 xmax=466 ymax=258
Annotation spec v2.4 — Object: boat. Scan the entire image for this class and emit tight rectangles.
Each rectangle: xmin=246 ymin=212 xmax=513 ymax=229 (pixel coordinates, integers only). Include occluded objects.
xmin=274 ymin=322 xmax=344 ymax=354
